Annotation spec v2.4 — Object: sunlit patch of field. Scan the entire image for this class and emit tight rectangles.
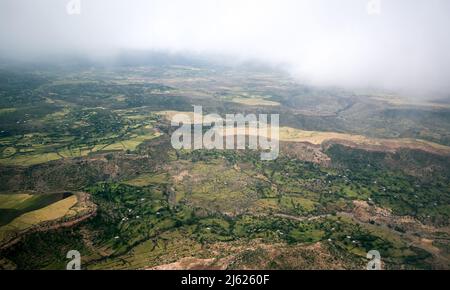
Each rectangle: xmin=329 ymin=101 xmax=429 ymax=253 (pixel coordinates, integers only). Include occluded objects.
xmin=0 ymin=194 xmax=34 ymax=209
xmin=113 ymin=95 xmax=126 ymax=102
xmin=217 ymin=126 xmax=450 ymax=155
xmin=367 ymin=94 xmax=450 ymax=110
xmin=41 ymin=108 xmax=71 ymax=122
xmin=278 ymin=127 xmax=450 ymax=154
xmin=157 ymin=110 xmax=193 ymax=120
xmin=4 ymin=195 xmax=78 ymax=229
xmin=157 ymin=110 xmax=222 ymax=125
xmin=0 ymin=108 xmax=17 ymax=115
xmin=0 ymin=195 xmax=78 ymax=242
xmin=230 ymin=97 xmax=280 ymax=107
xmin=100 ymin=130 xmax=162 ymax=152
xmin=0 ymin=152 xmax=61 ymax=166
xmin=123 ymin=114 xmax=147 ymax=121
xmin=216 ymin=126 xmax=353 ymax=145
xmin=0 ymin=193 xmax=74 ymax=226
xmin=279 ymin=127 xmax=370 ymax=145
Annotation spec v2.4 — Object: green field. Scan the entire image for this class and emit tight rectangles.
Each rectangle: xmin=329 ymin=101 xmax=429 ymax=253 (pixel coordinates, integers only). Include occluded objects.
xmin=0 ymin=63 xmax=449 ymax=270
xmin=0 ymin=193 xmax=73 ymax=227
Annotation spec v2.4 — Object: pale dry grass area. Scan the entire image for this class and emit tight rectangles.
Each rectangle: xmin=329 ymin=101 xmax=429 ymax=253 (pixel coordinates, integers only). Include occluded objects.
xmin=157 ymin=110 xmax=223 ymax=125
xmin=0 ymin=195 xmax=78 ymax=242
xmin=368 ymin=94 xmax=450 ymax=110
xmin=0 ymin=152 xmax=61 ymax=166
xmin=159 ymin=110 xmax=450 ymax=154
xmin=0 ymin=194 xmax=34 ymax=209
xmin=147 ymin=256 xmax=231 ymax=270
xmin=223 ymin=126 xmax=450 ymax=154
xmin=230 ymin=97 xmax=280 ymax=107
xmin=279 ymin=127 xmax=366 ymax=144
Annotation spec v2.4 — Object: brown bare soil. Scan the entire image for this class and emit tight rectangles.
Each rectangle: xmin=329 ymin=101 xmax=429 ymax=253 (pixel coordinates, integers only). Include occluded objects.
xmin=146 ymin=256 xmax=233 ymax=270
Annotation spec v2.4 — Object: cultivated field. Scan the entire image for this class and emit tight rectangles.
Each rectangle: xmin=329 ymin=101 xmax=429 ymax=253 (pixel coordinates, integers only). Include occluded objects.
xmin=0 ymin=63 xmax=449 ymax=270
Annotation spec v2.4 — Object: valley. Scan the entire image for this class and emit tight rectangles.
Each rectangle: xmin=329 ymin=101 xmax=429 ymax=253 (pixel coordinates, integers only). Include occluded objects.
xmin=0 ymin=63 xmax=449 ymax=270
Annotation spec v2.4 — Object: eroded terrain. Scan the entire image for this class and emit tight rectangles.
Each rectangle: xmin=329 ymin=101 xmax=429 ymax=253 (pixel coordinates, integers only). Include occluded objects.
xmin=0 ymin=63 xmax=449 ymax=269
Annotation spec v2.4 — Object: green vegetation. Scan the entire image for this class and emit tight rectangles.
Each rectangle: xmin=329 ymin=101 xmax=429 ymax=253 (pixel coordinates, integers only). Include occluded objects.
xmin=0 ymin=108 xmax=161 ymax=166
xmin=0 ymin=64 xmax=449 ymax=270
xmin=327 ymin=144 xmax=450 ymax=225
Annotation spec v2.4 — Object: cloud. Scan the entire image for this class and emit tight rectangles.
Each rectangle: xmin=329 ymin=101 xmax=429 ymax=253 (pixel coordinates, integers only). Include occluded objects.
xmin=1 ymin=0 xmax=450 ymax=96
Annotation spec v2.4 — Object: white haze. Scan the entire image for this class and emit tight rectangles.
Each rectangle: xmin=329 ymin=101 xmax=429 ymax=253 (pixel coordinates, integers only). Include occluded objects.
xmin=1 ymin=0 xmax=450 ymax=97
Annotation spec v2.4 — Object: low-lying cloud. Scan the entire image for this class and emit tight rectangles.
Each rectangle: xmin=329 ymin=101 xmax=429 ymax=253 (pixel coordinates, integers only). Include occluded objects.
xmin=1 ymin=0 xmax=450 ymax=97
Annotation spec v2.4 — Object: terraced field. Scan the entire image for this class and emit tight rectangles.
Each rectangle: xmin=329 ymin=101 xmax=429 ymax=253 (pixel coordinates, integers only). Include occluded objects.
xmin=0 ymin=192 xmax=95 ymax=249
xmin=0 ymin=193 xmax=71 ymax=226
xmin=0 ymin=63 xmax=449 ymax=270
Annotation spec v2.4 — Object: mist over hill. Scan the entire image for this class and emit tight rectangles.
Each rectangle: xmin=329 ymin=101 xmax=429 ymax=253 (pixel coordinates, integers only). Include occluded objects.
xmin=1 ymin=0 xmax=450 ymax=97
